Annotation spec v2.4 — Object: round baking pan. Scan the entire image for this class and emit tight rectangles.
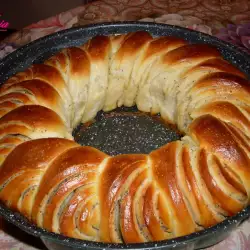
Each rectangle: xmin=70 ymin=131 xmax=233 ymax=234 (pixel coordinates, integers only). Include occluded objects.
xmin=0 ymin=22 xmax=249 ymax=250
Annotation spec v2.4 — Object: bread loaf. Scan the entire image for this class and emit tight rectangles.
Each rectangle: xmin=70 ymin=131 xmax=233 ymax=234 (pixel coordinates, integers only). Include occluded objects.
xmin=0 ymin=31 xmax=249 ymax=243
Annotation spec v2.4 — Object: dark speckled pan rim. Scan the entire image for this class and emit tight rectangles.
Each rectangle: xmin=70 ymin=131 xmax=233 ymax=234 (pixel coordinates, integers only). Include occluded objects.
xmin=0 ymin=21 xmax=250 ymax=249
xmin=1 ymin=21 xmax=250 ymax=62
xmin=0 ymin=21 xmax=250 ymax=81
xmin=0 ymin=202 xmax=249 ymax=249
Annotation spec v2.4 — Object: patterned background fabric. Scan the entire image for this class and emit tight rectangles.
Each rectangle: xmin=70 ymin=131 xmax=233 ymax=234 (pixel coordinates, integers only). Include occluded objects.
xmin=0 ymin=0 xmax=250 ymax=249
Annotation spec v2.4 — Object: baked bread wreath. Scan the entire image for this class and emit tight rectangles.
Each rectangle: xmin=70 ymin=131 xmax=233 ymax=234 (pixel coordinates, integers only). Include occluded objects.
xmin=0 ymin=31 xmax=249 ymax=243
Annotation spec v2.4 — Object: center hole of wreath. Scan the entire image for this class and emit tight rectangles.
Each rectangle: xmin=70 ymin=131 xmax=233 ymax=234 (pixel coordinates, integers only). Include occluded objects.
xmin=73 ymin=106 xmax=182 ymax=156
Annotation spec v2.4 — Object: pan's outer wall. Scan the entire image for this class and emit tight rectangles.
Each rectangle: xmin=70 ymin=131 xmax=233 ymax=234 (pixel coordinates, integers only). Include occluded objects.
xmin=0 ymin=22 xmax=249 ymax=250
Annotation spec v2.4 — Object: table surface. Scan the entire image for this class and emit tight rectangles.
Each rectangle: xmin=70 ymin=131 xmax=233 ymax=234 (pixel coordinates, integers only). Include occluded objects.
xmin=0 ymin=1 xmax=250 ymax=249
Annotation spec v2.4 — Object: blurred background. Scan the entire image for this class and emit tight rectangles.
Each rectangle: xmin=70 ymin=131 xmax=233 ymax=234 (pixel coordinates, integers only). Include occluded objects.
xmin=0 ymin=0 xmax=94 ymax=40
xmin=1 ymin=0 xmax=96 ymax=29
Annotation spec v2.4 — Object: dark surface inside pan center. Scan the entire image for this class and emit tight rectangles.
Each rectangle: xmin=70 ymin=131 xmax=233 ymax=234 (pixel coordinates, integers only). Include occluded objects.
xmin=73 ymin=106 xmax=181 ymax=155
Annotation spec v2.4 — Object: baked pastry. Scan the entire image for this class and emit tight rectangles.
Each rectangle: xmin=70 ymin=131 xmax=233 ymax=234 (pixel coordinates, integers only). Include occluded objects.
xmin=0 ymin=31 xmax=249 ymax=244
